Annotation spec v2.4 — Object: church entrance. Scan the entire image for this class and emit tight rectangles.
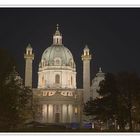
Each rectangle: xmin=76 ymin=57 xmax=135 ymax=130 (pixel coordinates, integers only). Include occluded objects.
xmin=55 ymin=113 xmax=60 ymax=123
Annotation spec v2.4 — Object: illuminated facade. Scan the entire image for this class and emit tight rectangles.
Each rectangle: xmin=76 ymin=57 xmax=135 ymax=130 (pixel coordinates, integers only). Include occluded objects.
xmin=24 ymin=25 xmax=104 ymax=124
xmin=37 ymin=25 xmax=76 ymax=89
xmin=24 ymin=44 xmax=34 ymax=88
xmin=91 ymin=67 xmax=105 ymax=99
xmin=81 ymin=45 xmax=92 ymax=103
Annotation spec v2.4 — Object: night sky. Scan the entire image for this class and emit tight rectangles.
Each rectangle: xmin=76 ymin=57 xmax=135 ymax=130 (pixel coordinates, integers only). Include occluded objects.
xmin=1 ymin=8 xmax=140 ymax=88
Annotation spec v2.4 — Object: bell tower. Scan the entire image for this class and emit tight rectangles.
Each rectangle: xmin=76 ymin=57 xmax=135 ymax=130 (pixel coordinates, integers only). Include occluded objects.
xmin=24 ymin=43 xmax=34 ymax=88
xmin=81 ymin=45 xmax=92 ymax=103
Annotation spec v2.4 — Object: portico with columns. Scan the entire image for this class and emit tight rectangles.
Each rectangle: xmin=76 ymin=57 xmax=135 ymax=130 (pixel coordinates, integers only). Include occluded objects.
xmin=33 ymin=89 xmax=82 ymax=124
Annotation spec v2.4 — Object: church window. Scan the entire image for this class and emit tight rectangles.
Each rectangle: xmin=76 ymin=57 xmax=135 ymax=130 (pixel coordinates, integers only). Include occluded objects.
xmin=54 ymin=58 xmax=61 ymax=65
xmin=55 ymin=74 xmax=60 ymax=84
xmin=71 ymin=76 xmax=73 ymax=85
xmin=56 ymin=59 xmax=60 ymax=65
xmin=56 ymin=58 xmax=61 ymax=65
xmin=28 ymin=50 xmax=30 ymax=55
xmin=42 ymin=76 xmax=45 ymax=86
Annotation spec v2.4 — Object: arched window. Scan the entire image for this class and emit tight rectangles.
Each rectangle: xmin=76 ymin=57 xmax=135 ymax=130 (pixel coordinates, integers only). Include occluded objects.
xmin=42 ymin=76 xmax=44 ymax=86
xmin=28 ymin=50 xmax=30 ymax=55
xmin=57 ymin=38 xmax=59 ymax=44
xmin=54 ymin=58 xmax=61 ymax=65
xmin=55 ymin=74 xmax=60 ymax=84
xmin=71 ymin=76 xmax=73 ymax=85
xmin=56 ymin=59 xmax=60 ymax=65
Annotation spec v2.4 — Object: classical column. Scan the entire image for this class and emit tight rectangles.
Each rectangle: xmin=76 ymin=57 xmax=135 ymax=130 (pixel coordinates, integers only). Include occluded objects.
xmin=42 ymin=104 xmax=48 ymax=123
xmin=24 ymin=43 xmax=34 ymax=88
xmin=48 ymin=104 xmax=53 ymax=123
xmin=67 ymin=104 xmax=73 ymax=123
xmin=81 ymin=45 xmax=92 ymax=103
xmin=62 ymin=104 xmax=67 ymax=123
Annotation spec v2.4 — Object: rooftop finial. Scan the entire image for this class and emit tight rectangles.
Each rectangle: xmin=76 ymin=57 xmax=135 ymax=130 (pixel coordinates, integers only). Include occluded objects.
xmin=84 ymin=44 xmax=89 ymax=49
xmin=54 ymin=24 xmax=61 ymax=36
xmin=27 ymin=43 xmax=32 ymax=48
xmin=56 ymin=24 xmax=59 ymax=31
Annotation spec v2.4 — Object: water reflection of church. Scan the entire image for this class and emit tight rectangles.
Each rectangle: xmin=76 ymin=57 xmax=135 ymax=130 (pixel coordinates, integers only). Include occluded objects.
xmin=24 ymin=25 xmax=104 ymax=124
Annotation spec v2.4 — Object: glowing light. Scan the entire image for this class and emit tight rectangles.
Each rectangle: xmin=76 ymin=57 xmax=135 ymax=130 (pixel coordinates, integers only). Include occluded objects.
xmin=62 ymin=104 xmax=67 ymax=123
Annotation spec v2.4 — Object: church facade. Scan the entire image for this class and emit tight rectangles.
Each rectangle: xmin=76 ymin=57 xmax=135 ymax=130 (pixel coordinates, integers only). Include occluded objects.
xmin=24 ymin=25 xmax=104 ymax=124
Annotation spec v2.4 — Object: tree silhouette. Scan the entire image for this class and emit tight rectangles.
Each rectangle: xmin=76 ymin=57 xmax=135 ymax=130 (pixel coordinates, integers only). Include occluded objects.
xmin=0 ymin=48 xmax=32 ymax=131
xmin=84 ymin=72 xmax=140 ymax=131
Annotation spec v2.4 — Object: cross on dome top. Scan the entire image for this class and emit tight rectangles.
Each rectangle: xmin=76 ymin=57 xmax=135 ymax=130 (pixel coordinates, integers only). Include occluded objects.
xmin=56 ymin=24 xmax=59 ymax=31
xmin=54 ymin=24 xmax=61 ymax=36
xmin=53 ymin=24 xmax=62 ymax=45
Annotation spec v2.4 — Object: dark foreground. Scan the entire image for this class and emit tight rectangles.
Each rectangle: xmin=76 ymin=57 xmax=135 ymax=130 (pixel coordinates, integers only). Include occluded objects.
xmin=0 ymin=125 xmax=140 ymax=133
xmin=0 ymin=121 xmax=139 ymax=133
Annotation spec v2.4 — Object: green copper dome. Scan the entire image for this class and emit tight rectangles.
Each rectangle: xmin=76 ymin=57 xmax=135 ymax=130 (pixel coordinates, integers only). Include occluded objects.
xmin=39 ymin=25 xmax=76 ymax=68
xmin=40 ymin=45 xmax=75 ymax=68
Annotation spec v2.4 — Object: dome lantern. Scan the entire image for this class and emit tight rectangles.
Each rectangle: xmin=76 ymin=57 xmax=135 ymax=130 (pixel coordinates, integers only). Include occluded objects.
xmin=99 ymin=67 xmax=102 ymax=73
xmin=53 ymin=24 xmax=62 ymax=45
